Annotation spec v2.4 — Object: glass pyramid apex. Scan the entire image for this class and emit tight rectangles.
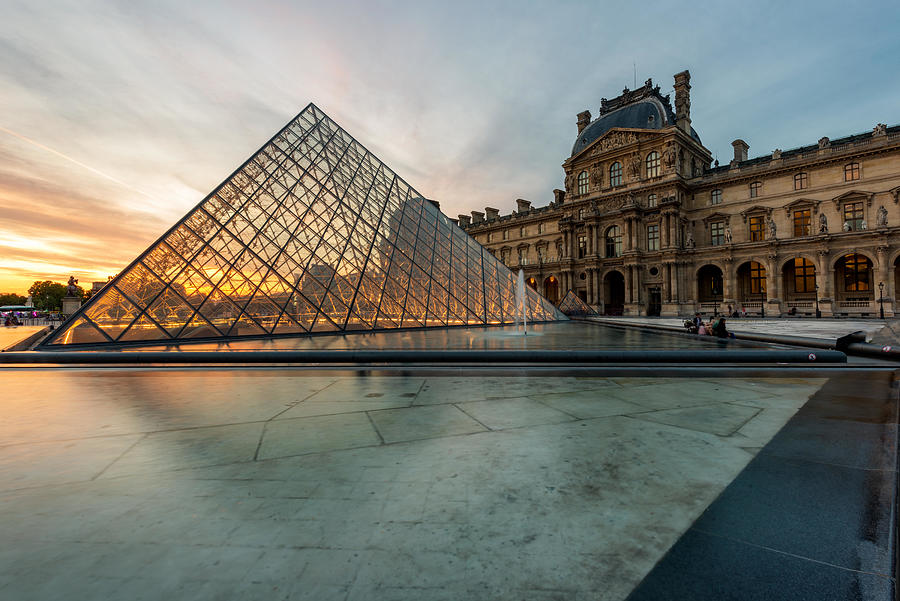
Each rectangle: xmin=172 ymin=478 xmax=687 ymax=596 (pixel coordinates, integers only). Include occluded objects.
xmin=41 ymin=104 xmax=566 ymax=347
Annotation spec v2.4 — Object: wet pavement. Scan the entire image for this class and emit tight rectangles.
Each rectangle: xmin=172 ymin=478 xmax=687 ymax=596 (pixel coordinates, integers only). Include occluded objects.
xmin=0 ymin=368 xmax=858 ymax=600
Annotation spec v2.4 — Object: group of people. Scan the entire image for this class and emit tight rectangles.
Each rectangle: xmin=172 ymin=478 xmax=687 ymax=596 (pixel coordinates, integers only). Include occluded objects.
xmin=685 ymin=313 xmax=731 ymax=338
xmin=3 ymin=314 xmax=22 ymax=327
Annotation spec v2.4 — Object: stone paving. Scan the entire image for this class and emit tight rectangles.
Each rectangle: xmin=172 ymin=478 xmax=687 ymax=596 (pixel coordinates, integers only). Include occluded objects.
xmin=0 ymin=369 xmax=828 ymax=600
xmin=591 ymin=316 xmax=889 ymax=342
xmin=0 ymin=325 xmax=45 ymax=350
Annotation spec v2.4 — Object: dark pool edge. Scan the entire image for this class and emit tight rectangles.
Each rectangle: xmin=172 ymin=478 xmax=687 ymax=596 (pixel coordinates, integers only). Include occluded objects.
xmin=0 ymin=349 xmax=847 ymax=366
xmin=625 ymin=369 xmax=900 ymax=601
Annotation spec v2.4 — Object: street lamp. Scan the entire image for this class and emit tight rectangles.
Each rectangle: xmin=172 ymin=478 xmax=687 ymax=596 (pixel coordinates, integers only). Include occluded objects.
xmin=879 ymin=281 xmax=885 ymax=319
xmin=815 ymin=283 xmax=821 ymax=319
xmin=759 ymin=287 xmax=765 ymax=318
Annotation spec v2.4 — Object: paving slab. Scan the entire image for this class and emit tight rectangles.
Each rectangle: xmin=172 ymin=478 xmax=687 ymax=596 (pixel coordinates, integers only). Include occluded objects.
xmin=0 ymin=367 xmax=891 ymax=600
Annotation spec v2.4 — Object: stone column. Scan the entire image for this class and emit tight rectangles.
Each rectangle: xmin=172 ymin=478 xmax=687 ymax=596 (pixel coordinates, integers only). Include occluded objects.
xmin=671 ymin=262 xmax=680 ymax=303
xmin=662 ymin=263 xmax=671 ymax=302
xmin=722 ymin=258 xmax=735 ymax=303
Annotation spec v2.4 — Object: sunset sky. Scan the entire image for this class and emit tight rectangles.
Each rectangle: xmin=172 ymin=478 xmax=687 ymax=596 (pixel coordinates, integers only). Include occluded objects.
xmin=1 ymin=0 xmax=899 ymax=293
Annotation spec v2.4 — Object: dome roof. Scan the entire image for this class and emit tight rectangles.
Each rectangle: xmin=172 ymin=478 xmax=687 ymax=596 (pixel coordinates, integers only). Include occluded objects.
xmin=571 ymin=96 xmax=701 ymax=157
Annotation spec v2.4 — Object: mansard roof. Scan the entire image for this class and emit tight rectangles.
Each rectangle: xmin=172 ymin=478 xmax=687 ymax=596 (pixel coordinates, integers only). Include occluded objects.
xmin=571 ymin=79 xmax=701 ymax=157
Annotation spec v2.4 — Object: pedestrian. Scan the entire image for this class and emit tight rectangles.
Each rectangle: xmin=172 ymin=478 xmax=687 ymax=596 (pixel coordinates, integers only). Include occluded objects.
xmin=712 ymin=317 xmax=729 ymax=338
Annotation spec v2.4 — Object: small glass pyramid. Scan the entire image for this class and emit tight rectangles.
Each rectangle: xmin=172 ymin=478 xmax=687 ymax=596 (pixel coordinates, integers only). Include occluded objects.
xmin=42 ymin=104 xmax=565 ymax=347
xmin=557 ymin=290 xmax=596 ymax=317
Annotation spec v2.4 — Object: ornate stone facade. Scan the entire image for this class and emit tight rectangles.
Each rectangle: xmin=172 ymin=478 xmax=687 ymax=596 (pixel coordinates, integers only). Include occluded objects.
xmin=461 ymin=70 xmax=900 ymax=317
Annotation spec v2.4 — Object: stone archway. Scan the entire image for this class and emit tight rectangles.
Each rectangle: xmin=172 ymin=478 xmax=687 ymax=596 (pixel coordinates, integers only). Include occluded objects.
xmin=543 ymin=275 xmax=560 ymax=304
xmin=526 ymin=276 xmax=538 ymax=292
xmin=834 ymin=253 xmax=874 ymax=312
xmin=736 ymin=260 xmax=767 ymax=315
xmin=603 ymin=271 xmax=625 ymax=315
xmin=696 ymin=264 xmax=724 ymax=305
xmin=781 ymin=257 xmax=817 ymax=314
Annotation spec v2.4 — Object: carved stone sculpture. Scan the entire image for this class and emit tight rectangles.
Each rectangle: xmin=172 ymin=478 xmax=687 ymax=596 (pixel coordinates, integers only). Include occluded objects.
xmin=685 ymin=232 xmax=695 ymax=249
xmin=590 ymin=168 xmax=602 ymax=189
xmin=766 ymin=217 xmax=777 ymax=239
xmin=724 ymin=227 xmax=732 ymax=243
xmin=819 ymin=212 xmax=828 ymax=233
xmin=629 ymin=152 xmax=641 ymax=179
xmin=818 ymin=136 xmax=830 ymax=149
xmin=663 ymin=144 xmax=676 ymax=170
xmin=873 ymin=123 xmax=887 ymax=137
xmin=877 ymin=206 xmax=888 ymax=227
xmin=66 ymin=275 xmax=79 ymax=297
xmin=843 ymin=220 xmax=851 ymax=232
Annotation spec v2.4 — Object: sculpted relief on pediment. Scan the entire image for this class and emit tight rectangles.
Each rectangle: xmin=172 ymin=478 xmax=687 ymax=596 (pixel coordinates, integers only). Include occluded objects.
xmin=587 ymin=129 xmax=661 ymax=157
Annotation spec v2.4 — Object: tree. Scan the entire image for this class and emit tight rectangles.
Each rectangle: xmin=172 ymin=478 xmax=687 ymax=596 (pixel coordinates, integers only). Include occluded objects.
xmin=28 ymin=280 xmax=84 ymax=311
xmin=0 ymin=293 xmax=26 ymax=306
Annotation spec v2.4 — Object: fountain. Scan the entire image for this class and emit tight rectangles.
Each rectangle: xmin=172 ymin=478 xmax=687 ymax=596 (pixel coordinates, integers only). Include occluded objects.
xmin=516 ymin=269 xmax=527 ymax=336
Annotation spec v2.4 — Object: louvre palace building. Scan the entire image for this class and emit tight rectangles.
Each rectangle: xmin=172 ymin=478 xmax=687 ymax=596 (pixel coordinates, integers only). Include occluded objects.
xmin=460 ymin=70 xmax=900 ymax=318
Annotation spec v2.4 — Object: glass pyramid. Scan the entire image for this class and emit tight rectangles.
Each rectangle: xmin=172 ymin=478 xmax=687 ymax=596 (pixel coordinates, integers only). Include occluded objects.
xmin=557 ymin=290 xmax=596 ymax=317
xmin=42 ymin=104 xmax=565 ymax=347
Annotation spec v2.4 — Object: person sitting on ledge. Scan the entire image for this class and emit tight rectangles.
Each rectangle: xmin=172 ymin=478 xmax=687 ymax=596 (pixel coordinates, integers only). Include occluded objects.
xmin=712 ymin=317 xmax=729 ymax=338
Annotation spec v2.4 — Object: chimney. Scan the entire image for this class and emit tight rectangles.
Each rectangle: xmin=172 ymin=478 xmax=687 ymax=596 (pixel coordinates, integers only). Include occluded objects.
xmin=553 ymin=189 xmax=565 ymax=204
xmin=576 ymin=110 xmax=592 ymax=134
xmin=471 ymin=210 xmax=484 ymax=224
xmin=731 ymin=139 xmax=749 ymax=164
xmin=673 ymin=70 xmax=691 ymax=133
xmin=515 ymin=198 xmax=532 ymax=214
xmin=485 ymin=207 xmax=500 ymax=220
xmin=458 ymin=214 xmax=471 ymax=227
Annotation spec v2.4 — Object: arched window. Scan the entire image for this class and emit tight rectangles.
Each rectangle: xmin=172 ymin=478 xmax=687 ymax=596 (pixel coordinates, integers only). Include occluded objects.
xmin=844 ymin=162 xmax=860 ymax=182
xmin=793 ymin=258 xmax=816 ymax=293
xmin=710 ymin=189 xmax=722 ymax=205
xmin=609 ymin=162 xmax=622 ymax=187
xmin=842 ymin=253 xmax=870 ymax=291
xmin=577 ymin=170 xmax=589 ymax=194
xmin=749 ymin=261 xmax=767 ymax=294
xmin=647 ymin=194 xmax=657 ymax=208
xmin=646 ymin=151 xmax=660 ymax=178
xmin=605 ymin=226 xmax=622 ymax=257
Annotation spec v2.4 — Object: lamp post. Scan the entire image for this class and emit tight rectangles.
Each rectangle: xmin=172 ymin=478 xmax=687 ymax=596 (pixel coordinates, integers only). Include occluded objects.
xmin=759 ymin=287 xmax=765 ymax=318
xmin=879 ymin=281 xmax=885 ymax=320
xmin=815 ymin=283 xmax=821 ymax=319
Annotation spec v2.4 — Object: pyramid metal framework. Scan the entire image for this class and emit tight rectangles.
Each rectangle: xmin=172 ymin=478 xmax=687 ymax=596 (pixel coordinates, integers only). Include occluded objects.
xmin=557 ymin=290 xmax=597 ymax=317
xmin=42 ymin=104 xmax=565 ymax=347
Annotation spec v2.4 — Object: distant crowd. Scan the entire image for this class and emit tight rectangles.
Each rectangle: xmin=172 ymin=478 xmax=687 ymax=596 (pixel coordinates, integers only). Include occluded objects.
xmin=684 ymin=313 xmax=732 ymax=338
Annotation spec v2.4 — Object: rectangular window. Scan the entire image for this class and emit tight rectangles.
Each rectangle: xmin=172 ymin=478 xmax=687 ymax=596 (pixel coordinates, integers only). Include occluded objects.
xmin=487 ymin=233 xmax=493 ymax=243
xmin=794 ymin=173 xmax=808 ymax=190
xmin=647 ymin=224 xmax=659 ymax=251
xmin=519 ymin=226 xmax=526 ymax=237
xmin=749 ymin=215 xmax=765 ymax=241
xmin=578 ymin=209 xmax=585 ymax=221
xmin=710 ymin=222 xmax=725 ymax=246
xmin=577 ymin=235 xmax=587 ymax=259
xmin=647 ymin=194 xmax=657 ymax=208
xmin=843 ymin=202 xmax=864 ymax=231
xmin=538 ymin=223 xmax=545 ymax=234
xmin=750 ymin=182 xmax=762 ymax=198
xmin=501 ymin=249 xmax=510 ymax=264
xmin=710 ymin=189 xmax=722 ymax=205
xmin=793 ymin=209 xmax=811 ymax=237
xmin=518 ymin=248 xmax=527 ymax=265
xmin=502 ymin=229 xmax=509 ymax=240
xmin=844 ymin=163 xmax=860 ymax=182
xmin=537 ymin=247 xmax=545 ymax=262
